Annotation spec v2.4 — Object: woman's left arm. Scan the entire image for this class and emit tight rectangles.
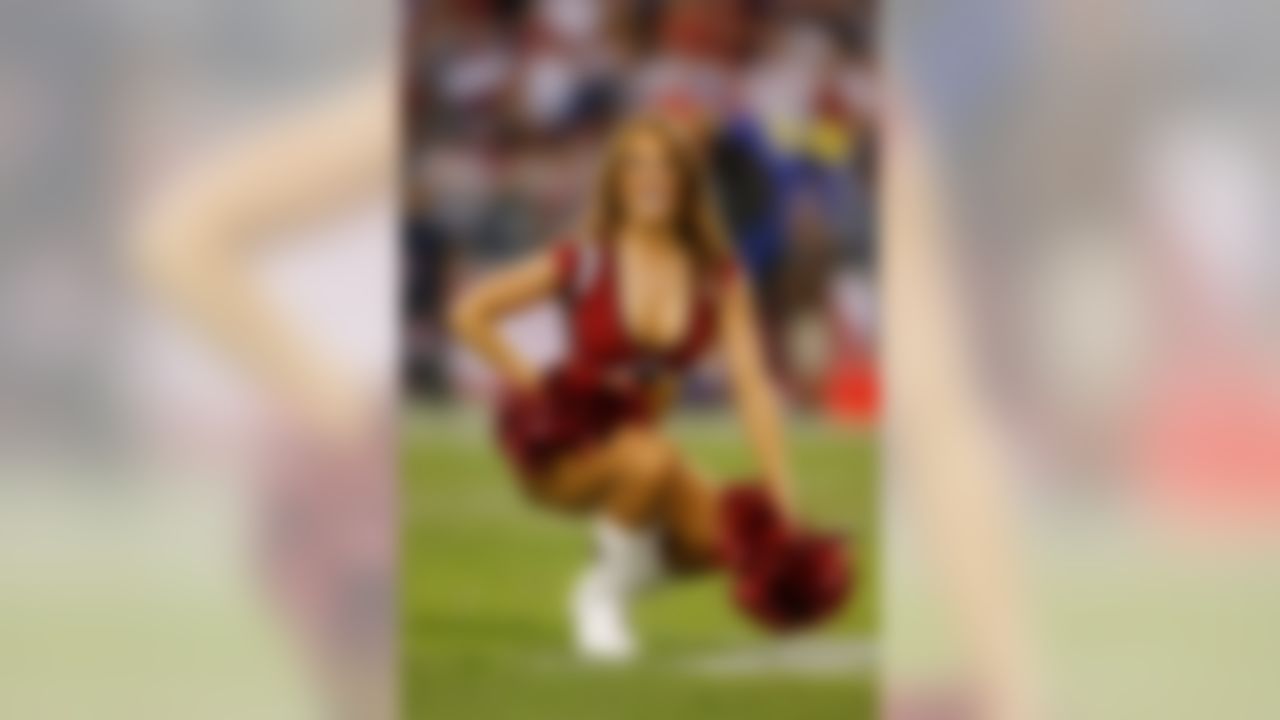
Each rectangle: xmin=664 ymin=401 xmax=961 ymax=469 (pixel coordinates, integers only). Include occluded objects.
xmin=719 ymin=269 xmax=795 ymax=516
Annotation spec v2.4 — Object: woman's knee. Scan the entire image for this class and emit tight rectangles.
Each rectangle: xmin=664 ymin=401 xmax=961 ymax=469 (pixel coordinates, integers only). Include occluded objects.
xmin=612 ymin=429 xmax=680 ymax=489
xmin=532 ymin=443 xmax=617 ymax=511
xmin=539 ymin=428 xmax=683 ymax=521
xmin=600 ymin=429 xmax=684 ymax=525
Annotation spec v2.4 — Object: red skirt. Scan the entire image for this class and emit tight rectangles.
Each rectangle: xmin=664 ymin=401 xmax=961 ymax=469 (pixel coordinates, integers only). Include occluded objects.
xmin=495 ymin=367 xmax=651 ymax=484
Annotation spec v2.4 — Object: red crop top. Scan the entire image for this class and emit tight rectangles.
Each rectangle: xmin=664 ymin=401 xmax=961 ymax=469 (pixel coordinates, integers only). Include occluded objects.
xmin=552 ymin=239 xmax=733 ymax=387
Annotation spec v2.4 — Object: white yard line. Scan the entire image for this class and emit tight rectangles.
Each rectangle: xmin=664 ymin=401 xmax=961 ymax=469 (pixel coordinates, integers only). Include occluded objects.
xmin=680 ymin=636 xmax=877 ymax=678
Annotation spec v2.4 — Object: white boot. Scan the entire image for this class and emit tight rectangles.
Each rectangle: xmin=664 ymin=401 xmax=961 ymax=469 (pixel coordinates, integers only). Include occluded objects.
xmin=570 ymin=518 xmax=663 ymax=662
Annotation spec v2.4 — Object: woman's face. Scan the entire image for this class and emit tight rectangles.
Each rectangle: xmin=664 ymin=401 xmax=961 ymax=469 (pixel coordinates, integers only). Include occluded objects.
xmin=617 ymin=129 xmax=681 ymax=230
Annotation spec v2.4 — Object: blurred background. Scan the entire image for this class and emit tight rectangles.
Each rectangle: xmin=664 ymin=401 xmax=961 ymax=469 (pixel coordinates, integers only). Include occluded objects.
xmin=403 ymin=0 xmax=879 ymax=420
xmin=0 ymin=0 xmax=1277 ymax=717
xmin=886 ymin=0 xmax=1280 ymax=717
xmin=401 ymin=2 xmax=880 ymax=718
xmin=0 ymin=0 xmax=395 ymax=717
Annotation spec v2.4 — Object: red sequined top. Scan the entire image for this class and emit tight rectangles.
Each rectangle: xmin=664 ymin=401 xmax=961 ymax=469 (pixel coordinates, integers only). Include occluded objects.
xmin=551 ymin=239 xmax=733 ymax=398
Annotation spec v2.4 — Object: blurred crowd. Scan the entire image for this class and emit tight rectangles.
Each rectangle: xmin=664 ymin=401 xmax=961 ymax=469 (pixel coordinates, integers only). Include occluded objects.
xmin=404 ymin=0 xmax=879 ymax=418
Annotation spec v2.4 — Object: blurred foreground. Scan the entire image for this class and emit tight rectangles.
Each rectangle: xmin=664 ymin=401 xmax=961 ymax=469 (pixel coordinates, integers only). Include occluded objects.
xmin=885 ymin=0 xmax=1280 ymax=717
xmin=0 ymin=0 xmax=1277 ymax=718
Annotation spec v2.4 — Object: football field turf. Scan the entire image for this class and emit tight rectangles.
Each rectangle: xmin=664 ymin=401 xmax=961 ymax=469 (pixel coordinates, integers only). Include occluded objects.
xmin=402 ymin=407 xmax=878 ymax=719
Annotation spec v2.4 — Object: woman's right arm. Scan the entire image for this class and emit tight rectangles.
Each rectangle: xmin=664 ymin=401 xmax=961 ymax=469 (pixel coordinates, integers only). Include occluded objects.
xmin=448 ymin=250 xmax=561 ymax=392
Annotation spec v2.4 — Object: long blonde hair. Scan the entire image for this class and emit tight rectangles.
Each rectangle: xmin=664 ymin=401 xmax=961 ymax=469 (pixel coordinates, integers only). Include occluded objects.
xmin=583 ymin=117 xmax=732 ymax=268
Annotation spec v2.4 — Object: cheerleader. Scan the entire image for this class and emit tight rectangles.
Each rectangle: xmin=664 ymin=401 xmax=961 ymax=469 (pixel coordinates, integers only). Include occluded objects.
xmin=452 ymin=117 xmax=846 ymax=660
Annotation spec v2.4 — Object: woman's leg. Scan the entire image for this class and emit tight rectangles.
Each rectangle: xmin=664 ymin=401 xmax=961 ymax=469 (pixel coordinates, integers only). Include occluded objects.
xmin=529 ymin=426 xmax=722 ymax=658
xmin=657 ymin=459 xmax=721 ymax=572
xmin=594 ymin=428 xmax=721 ymax=572
xmin=534 ymin=426 xmax=720 ymax=569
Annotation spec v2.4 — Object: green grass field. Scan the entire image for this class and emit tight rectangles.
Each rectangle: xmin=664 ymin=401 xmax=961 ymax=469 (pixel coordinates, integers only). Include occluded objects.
xmin=402 ymin=407 xmax=878 ymax=719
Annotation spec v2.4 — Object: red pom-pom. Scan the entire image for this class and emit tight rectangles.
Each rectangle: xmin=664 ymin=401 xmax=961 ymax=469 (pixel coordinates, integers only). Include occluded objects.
xmin=718 ymin=483 xmax=854 ymax=631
